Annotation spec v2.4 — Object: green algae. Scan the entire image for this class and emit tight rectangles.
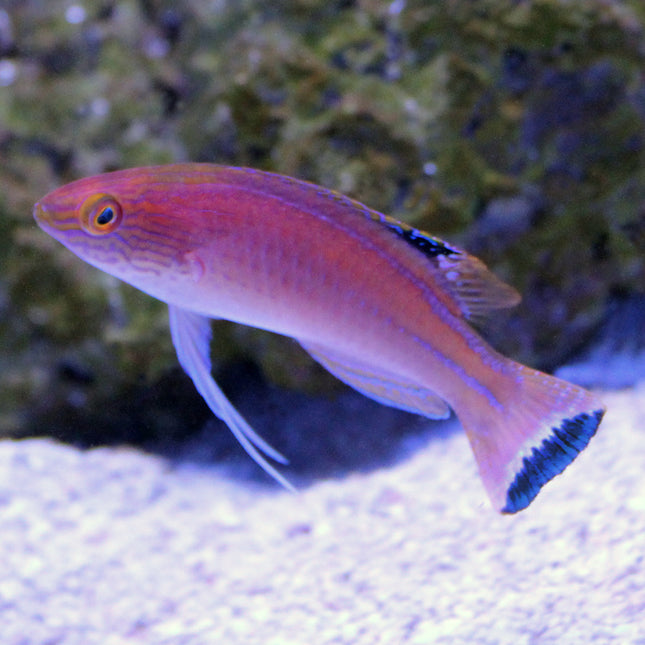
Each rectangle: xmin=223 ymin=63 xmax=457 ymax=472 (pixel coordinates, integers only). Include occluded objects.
xmin=1 ymin=0 xmax=644 ymax=444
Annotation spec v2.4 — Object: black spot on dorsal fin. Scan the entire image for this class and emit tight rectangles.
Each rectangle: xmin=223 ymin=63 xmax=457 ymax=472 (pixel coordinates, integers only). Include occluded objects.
xmin=305 ymin=182 xmax=519 ymax=319
xmin=367 ymin=212 xmax=521 ymax=319
xmin=372 ymin=213 xmax=460 ymax=259
xmin=307 ymin=179 xmax=460 ymax=259
xmin=389 ymin=222 xmax=460 ymax=259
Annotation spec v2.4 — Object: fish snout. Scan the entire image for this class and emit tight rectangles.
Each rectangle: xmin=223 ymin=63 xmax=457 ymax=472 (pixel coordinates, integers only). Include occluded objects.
xmin=33 ymin=201 xmax=48 ymax=226
xmin=33 ymin=201 xmax=60 ymax=234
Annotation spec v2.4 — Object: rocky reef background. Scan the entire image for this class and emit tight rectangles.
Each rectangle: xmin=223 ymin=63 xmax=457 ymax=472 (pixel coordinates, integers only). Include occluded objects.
xmin=1 ymin=0 xmax=644 ymax=445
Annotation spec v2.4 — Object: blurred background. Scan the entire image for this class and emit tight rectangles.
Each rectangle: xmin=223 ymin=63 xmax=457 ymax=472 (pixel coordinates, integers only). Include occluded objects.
xmin=1 ymin=0 xmax=644 ymax=455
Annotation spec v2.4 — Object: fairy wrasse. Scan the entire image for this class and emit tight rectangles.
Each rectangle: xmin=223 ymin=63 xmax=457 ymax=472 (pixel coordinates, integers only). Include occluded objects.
xmin=34 ymin=164 xmax=605 ymax=513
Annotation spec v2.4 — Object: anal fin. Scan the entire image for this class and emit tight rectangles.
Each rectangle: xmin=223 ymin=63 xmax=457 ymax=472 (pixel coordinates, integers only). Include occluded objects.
xmin=300 ymin=341 xmax=450 ymax=420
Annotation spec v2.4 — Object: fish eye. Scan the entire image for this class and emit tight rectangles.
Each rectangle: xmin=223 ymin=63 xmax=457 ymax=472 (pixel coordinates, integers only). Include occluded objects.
xmin=96 ymin=206 xmax=114 ymax=226
xmin=80 ymin=194 xmax=123 ymax=236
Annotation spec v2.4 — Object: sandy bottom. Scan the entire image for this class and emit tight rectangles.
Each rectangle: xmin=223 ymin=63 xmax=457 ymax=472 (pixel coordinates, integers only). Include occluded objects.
xmin=1 ymin=384 xmax=644 ymax=645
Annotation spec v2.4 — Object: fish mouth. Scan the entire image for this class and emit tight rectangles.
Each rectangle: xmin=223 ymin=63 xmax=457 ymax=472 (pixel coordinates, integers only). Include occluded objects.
xmin=33 ymin=201 xmax=48 ymax=226
xmin=33 ymin=201 xmax=57 ymax=234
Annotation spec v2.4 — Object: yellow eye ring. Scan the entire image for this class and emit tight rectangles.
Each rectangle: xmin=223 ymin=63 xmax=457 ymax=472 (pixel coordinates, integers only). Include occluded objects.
xmin=79 ymin=194 xmax=123 ymax=236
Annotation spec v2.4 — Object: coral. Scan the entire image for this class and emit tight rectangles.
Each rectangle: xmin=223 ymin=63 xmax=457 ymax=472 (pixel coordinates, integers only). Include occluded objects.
xmin=1 ymin=0 xmax=644 ymax=443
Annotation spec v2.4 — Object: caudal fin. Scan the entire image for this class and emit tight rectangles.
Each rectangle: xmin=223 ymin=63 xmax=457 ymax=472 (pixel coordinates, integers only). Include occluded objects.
xmin=459 ymin=366 xmax=605 ymax=513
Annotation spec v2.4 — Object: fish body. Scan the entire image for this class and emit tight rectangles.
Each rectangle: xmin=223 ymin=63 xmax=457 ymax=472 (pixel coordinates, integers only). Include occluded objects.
xmin=34 ymin=164 xmax=605 ymax=512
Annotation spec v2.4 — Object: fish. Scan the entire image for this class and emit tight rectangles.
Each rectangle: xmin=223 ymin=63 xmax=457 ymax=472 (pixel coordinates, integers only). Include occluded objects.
xmin=33 ymin=163 xmax=605 ymax=513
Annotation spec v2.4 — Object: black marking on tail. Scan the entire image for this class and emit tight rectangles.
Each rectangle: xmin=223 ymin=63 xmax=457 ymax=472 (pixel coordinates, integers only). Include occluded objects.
xmin=502 ymin=409 xmax=604 ymax=514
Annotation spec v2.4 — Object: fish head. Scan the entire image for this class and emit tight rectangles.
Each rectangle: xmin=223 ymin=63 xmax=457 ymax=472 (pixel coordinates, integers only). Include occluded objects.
xmin=34 ymin=167 xmax=211 ymax=305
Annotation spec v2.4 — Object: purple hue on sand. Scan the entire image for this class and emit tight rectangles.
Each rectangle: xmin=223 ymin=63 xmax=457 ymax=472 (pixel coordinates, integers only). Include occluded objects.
xmin=0 ymin=385 xmax=643 ymax=644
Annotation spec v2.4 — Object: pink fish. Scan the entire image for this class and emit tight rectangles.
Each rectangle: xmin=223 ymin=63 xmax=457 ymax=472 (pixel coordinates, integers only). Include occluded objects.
xmin=34 ymin=164 xmax=605 ymax=512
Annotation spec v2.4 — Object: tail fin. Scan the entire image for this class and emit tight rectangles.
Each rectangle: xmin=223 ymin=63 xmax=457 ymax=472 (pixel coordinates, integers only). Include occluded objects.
xmin=459 ymin=366 xmax=605 ymax=513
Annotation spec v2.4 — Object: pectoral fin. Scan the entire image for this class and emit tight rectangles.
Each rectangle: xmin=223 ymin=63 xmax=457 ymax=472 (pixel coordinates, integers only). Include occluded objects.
xmin=300 ymin=341 xmax=450 ymax=419
xmin=168 ymin=305 xmax=293 ymax=490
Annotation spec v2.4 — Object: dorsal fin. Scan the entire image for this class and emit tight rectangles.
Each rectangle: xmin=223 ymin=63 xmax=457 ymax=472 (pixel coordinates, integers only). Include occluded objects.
xmin=370 ymin=213 xmax=521 ymax=319
xmin=375 ymin=214 xmax=460 ymax=260
xmin=432 ymin=249 xmax=521 ymax=319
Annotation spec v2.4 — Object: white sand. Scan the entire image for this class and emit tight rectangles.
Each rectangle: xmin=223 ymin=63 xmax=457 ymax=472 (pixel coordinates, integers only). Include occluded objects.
xmin=0 ymin=384 xmax=644 ymax=645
